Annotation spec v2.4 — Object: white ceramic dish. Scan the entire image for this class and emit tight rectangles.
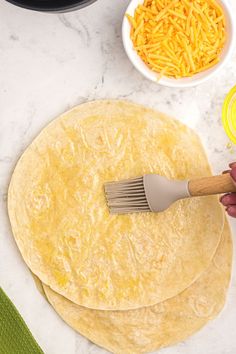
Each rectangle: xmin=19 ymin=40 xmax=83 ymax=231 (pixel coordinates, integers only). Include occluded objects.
xmin=122 ymin=0 xmax=235 ymax=88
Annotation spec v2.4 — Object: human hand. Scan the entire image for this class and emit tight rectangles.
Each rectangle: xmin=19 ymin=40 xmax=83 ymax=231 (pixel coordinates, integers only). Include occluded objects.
xmin=220 ymin=162 xmax=236 ymax=217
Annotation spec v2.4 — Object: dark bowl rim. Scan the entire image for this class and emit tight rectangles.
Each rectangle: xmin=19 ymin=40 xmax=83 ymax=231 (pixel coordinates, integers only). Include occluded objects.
xmin=5 ymin=0 xmax=97 ymax=12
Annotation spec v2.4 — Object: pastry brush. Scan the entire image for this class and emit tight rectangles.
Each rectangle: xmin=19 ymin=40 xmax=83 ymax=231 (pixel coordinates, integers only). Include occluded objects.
xmin=104 ymin=173 xmax=236 ymax=214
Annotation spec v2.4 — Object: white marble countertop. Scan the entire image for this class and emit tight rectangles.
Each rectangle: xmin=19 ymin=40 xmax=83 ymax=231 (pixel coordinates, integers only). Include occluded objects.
xmin=1 ymin=1 xmax=236 ymax=353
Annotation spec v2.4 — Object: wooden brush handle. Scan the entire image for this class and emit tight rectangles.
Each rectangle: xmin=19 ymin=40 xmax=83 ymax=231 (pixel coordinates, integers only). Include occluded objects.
xmin=188 ymin=173 xmax=236 ymax=197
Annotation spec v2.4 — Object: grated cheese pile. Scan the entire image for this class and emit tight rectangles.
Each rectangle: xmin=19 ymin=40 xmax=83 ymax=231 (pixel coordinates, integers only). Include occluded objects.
xmin=127 ymin=0 xmax=226 ymax=79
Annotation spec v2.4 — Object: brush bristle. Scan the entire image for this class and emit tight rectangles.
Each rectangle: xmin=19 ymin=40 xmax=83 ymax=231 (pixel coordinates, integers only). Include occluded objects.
xmin=104 ymin=176 xmax=150 ymax=214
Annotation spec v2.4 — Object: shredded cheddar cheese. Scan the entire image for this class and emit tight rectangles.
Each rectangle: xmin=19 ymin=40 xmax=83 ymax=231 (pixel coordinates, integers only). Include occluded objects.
xmin=127 ymin=0 xmax=226 ymax=79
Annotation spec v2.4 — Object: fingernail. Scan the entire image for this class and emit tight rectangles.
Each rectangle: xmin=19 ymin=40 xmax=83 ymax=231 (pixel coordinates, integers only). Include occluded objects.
xmin=230 ymin=168 xmax=236 ymax=181
xmin=220 ymin=195 xmax=228 ymax=205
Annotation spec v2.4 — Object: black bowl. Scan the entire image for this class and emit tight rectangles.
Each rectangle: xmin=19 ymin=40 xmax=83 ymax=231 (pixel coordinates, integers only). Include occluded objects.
xmin=5 ymin=0 xmax=97 ymax=13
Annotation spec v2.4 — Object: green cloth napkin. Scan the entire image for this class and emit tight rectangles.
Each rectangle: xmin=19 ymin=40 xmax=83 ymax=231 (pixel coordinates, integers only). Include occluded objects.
xmin=0 ymin=287 xmax=44 ymax=354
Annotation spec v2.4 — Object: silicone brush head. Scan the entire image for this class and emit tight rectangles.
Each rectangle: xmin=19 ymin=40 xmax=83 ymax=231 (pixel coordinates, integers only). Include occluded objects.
xmin=105 ymin=176 xmax=150 ymax=214
xmin=104 ymin=174 xmax=190 ymax=215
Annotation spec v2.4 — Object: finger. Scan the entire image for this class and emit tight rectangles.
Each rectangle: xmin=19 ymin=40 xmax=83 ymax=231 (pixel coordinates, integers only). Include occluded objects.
xmin=226 ymin=205 xmax=236 ymax=218
xmin=230 ymin=166 xmax=236 ymax=185
xmin=229 ymin=162 xmax=236 ymax=168
xmin=220 ymin=193 xmax=236 ymax=206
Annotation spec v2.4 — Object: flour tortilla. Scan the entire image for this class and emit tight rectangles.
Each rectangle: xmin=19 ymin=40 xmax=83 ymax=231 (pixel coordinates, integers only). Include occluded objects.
xmin=42 ymin=221 xmax=232 ymax=354
xmin=8 ymin=100 xmax=224 ymax=310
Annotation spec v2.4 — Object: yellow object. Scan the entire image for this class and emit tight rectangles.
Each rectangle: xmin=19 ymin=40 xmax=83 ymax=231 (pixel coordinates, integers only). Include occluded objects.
xmin=8 ymin=101 xmax=224 ymax=311
xmin=39 ymin=221 xmax=232 ymax=354
xmin=222 ymin=86 xmax=236 ymax=144
xmin=127 ymin=0 xmax=226 ymax=78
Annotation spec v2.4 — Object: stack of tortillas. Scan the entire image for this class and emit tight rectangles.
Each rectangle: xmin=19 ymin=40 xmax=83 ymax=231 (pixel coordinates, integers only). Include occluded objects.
xmin=8 ymin=101 xmax=232 ymax=353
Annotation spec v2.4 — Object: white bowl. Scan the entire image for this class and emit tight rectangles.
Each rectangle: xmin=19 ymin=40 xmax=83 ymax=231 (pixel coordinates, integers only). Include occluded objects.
xmin=122 ymin=0 xmax=235 ymax=88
